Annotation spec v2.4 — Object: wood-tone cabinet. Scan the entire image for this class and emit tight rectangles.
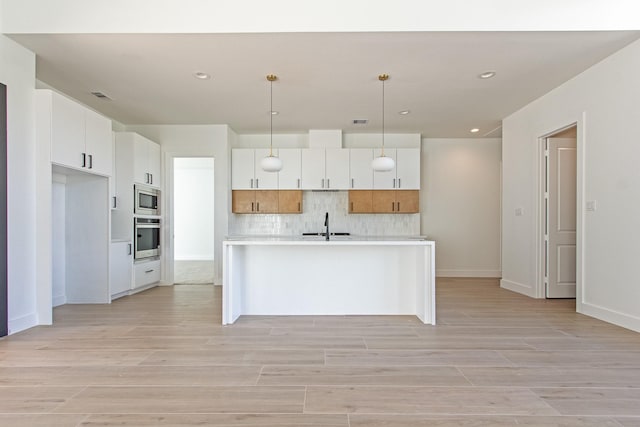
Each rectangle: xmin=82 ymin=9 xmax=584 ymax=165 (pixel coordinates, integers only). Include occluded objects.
xmin=278 ymin=190 xmax=303 ymax=213
xmin=348 ymin=190 xmax=373 ymax=213
xmin=232 ymin=190 xmax=278 ymax=213
xmin=349 ymin=190 xmax=419 ymax=214
xmin=232 ymin=190 xmax=302 ymax=214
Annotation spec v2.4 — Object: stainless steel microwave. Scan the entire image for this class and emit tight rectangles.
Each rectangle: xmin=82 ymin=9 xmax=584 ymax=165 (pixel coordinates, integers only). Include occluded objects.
xmin=134 ymin=185 xmax=160 ymax=216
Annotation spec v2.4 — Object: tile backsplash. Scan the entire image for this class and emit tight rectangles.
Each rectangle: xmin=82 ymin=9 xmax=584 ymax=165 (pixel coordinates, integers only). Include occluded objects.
xmin=229 ymin=191 xmax=420 ymax=236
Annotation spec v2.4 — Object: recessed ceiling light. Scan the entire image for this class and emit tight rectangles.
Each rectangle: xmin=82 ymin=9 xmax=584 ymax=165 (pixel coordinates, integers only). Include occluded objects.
xmin=270 ymin=110 xmax=279 ymax=115
xmin=478 ymin=71 xmax=496 ymax=79
xmin=399 ymin=110 xmax=410 ymax=115
xmin=470 ymin=128 xmax=480 ymax=133
xmin=194 ymin=72 xmax=211 ymax=80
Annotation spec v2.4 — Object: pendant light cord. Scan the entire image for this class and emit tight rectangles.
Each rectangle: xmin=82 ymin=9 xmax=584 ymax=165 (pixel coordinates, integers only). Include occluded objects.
xmin=269 ymin=78 xmax=274 ymax=157
xmin=381 ymin=76 xmax=385 ymax=157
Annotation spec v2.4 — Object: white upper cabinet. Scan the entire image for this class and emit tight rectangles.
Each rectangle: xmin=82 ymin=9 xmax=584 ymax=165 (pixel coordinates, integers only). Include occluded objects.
xmin=325 ymin=149 xmax=350 ymax=189
xmin=231 ymin=149 xmax=255 ymax=189
xmin=278 ymin=149 xmax=302 ymax=189
xmin=254 ymin=148 xmax=279 ymax=190
xmin=301 ymin=148 xmax=350 ymax=190
xmin=84 ymin=108 xmax=113 ymax=176
xmin=42 ymin=89 xmax=113 ymax=176
xmin=133 ymin=133 xmax=161 ymax=188
xmin=231 ymin=148 xmax=279 ymax=190
xmin=372 ymin=149 xmax=398 ymax=189
xmin=349 ymin=149 xmax=374 ymax=189
xmin=373 ymin=148 xmax=420 ymax=190
xmin=300 ymin=148 xmax=325 ymax=190
xmin=395 ymin=148 xmax=421 ymax=189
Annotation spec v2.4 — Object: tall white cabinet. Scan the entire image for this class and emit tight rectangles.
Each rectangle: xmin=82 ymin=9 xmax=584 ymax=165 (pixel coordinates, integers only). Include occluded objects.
xmin=42 ymin=90 xmax=112 ymax=176
xmin=113 ymin=132 xmax=163 ymax=295
xmin=37 ymin=89 xmax=113 ymax=305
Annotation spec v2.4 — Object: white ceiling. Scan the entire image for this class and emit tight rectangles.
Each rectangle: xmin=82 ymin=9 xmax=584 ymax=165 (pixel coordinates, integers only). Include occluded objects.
xmin=8 ymin=31 xmax=640 ymax=137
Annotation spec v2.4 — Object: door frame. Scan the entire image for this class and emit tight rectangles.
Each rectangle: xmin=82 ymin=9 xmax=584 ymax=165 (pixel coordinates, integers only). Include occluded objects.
xmin=162 ymin=152 xmax=216 ymax=286
xmin=536 ymin=118 xmax=585 ymax=310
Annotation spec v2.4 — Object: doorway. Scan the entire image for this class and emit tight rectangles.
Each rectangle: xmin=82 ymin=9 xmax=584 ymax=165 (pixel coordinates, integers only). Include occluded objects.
xmin=543 ymin=125 xmax=577 ymax=298
xmin=173 ymin=157 xmax=215 ymax=284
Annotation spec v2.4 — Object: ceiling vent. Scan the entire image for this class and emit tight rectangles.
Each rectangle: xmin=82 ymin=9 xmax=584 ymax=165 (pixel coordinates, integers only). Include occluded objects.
xmin=352 ymin=119 xmax=368 ymax=125
xmin=90 ymin=91 xmax=111 ymax=100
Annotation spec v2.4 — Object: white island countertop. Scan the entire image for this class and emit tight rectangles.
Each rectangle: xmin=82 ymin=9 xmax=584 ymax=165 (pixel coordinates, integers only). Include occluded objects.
xmin=222 ymin=235 xmax=435 ymax=325
xmin=225 ymin=235 xmax=432 ymax=243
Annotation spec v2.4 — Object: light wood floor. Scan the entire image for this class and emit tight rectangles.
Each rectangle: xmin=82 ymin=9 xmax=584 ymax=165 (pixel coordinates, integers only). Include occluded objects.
xmin=1 ymin=278 xmax=640 ymax=426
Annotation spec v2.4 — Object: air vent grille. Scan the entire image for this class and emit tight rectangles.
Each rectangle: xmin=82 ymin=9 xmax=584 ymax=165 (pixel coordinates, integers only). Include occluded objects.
xmin=90 ymin=91 xmax=111 ymax=100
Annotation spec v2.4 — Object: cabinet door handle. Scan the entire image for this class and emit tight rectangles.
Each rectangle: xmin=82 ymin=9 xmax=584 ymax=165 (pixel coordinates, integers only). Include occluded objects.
xmin=250 ymin=178 xmax=254 ymax=188
xmin=351 ymin=178 xmax=354 ymax=188
xmin=256 ymin=179 xmax=259 ymax=189
xmin=145 ymin=269 xmax=154 ymax=274
xmin=350 ymin=202 xmax=354 ymax=212
xmin=321 ymin=178 xmax=325 ymax=188
xmin=149 ymin=173 xmax=153 ymax=185
xmin=398 ymin=178 xmax=401 ymax=188
xmin=127 ymin=243 xmax=132 ymax=255
xmin=397 ymin=202 xmax=400 ymax=212
xmin=112 ymin=196 xmax=117 ymax=209
xmin=297 ymin=178 xmax=300 ymax=189
xmin=81 ymin=152 xmax=86 ymax=167
xmin=256 ymin=202 xmax=260 ymax=211
xmin=251 ymin=202 xmax=254 ymax=212
xmin=298 ymin=202 xmax=301 ymax=212
xmin=393 ymin=178 xmax=396 ymax=188
xmin=392 ymin=202 xmax=395 ymax=211
xmin=88 ymin=154 xmax=93 ymax=169
xmin=327 ymin=178 xmax=330 ymax=188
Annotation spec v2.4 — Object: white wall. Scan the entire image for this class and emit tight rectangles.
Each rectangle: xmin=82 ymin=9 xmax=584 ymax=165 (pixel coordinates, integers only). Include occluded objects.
xmin=0 ymin=34 xmax=39 ymax=333
xmin=502 ymin=38 xmax=640 ymax=332
xmin=174 ymin=157 xmax=215 ymax=260
xmin=421 ymin=138 xmax=502 ymax=277
xmin=126 ymin=125 xmax=230 ymax=285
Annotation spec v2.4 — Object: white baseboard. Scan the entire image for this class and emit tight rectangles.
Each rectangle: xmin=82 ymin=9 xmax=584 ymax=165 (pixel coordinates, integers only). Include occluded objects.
xmin=500 ymin=278 xmax=537 ymax=298
xmin=580 ymin=301 xmax=640 ymax=333
xmin=52 ymin=294 xmax=66 ymax=307
xmin=8 ymin=312 xmax=38 ymax=335
xmin=436 ymin=269 xmax=501 ymax=278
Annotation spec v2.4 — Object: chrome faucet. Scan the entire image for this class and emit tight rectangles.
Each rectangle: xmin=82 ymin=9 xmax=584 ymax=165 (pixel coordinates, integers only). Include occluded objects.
xmin=324 ymin=212 xmax=330 ymax=240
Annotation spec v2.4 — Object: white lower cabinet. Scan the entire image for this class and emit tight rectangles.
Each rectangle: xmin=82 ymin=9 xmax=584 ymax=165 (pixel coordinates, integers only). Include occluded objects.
xmin=110 ymin=241 xmax=132 ymax=299
xmin=134 ymin=259 xmax=161 ymax=290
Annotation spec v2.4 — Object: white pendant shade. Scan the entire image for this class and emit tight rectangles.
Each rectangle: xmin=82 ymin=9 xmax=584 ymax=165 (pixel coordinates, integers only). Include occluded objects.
xmin=372 ymin=155 xmax=395 ymax=172
xmin=261 ymin=155 xmax=283 ymax=172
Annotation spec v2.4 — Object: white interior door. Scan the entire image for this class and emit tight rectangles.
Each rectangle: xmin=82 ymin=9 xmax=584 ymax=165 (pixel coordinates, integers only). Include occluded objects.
xmin=546 ymin=137 xmax=577 ymax=298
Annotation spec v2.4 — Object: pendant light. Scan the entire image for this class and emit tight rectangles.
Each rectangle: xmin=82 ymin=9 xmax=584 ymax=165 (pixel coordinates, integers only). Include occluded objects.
xmin=372 ymin=73 xmax=395 ymax=172
xmin=260 ymin=74 xmax=283 ymax=172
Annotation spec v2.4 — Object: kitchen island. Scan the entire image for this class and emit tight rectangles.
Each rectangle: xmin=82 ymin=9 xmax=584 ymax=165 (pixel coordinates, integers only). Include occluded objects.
xmin=222 ymin=236 xmax=435 ymax=325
